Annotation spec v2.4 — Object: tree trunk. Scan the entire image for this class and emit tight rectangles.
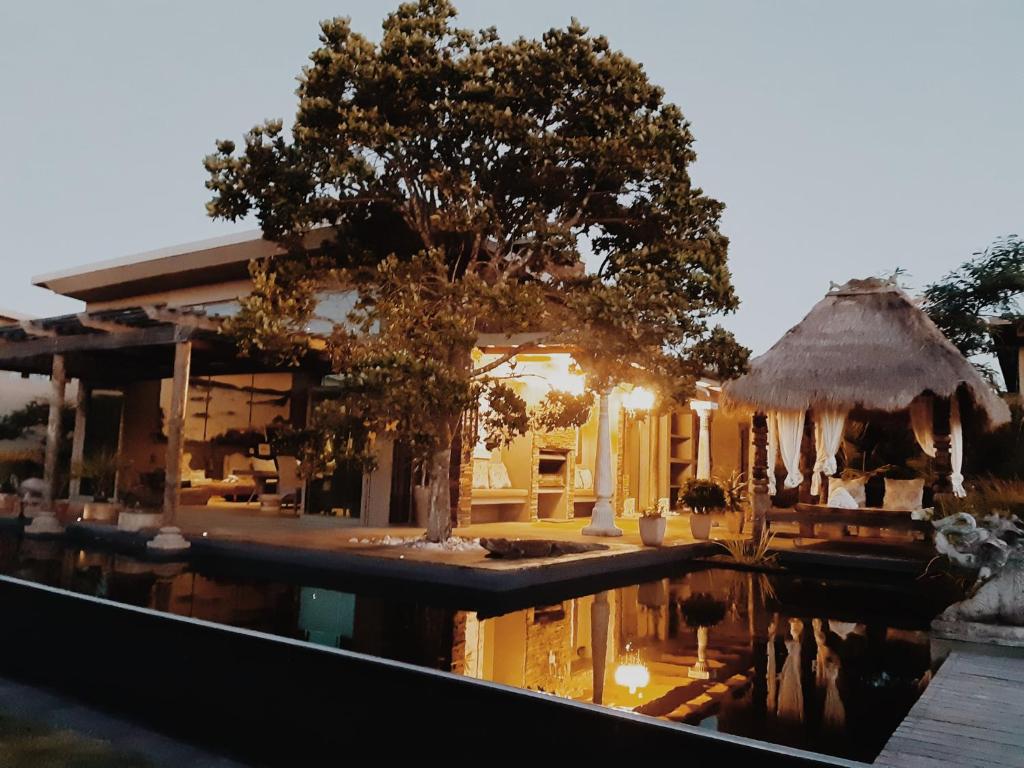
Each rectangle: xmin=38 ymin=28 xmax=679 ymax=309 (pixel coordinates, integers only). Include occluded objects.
xmin=426 ymin=444 xmax=453 ymax=542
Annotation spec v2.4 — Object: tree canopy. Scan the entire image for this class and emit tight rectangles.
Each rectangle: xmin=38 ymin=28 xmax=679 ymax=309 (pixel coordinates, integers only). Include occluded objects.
xmin=923 ymin=236 xmax=1024 ymax=381
xmin=204 ymin=0 xmax=747 ymax=539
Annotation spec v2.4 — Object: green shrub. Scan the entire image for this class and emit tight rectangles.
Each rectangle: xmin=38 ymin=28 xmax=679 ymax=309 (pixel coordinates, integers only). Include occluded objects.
xmin=681 ymin=478 xmax=726 ymax=514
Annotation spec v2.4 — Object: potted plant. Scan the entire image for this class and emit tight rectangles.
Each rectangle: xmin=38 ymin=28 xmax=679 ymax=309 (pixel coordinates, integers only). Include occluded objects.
xmin=0 ymin=474 xmax=19 ymax=518
xmin=720 ymin=470 xmax=746 ymax=535
xmin=638 ymin=506 xmax=667 ymax=546
xmin=681 ymin=478 xmax=725 ymax=540
xmin=117 ymin=470 xmax=165 ymax=532
xmin=75 ymin=450 xmax=125 ymax=523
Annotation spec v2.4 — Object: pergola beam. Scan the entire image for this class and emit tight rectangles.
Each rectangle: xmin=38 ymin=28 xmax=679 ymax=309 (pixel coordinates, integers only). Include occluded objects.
xmin=142 ymin=305 xmax=222 ymax=333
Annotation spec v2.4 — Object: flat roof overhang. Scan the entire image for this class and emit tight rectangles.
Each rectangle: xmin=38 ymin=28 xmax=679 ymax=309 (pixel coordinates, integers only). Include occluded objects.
xmin=32 ymin=229 xmax=332 ymax=304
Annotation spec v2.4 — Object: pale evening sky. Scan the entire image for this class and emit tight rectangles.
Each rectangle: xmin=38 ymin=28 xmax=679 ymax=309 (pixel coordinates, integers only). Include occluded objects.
xmin=1 ymin=1 xmax=1021 ymax=354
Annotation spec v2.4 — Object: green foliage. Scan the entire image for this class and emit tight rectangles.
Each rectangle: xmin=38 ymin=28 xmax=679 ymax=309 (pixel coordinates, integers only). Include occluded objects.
xmin=528 ymin=390 xmax=595 ymax=435
xmin=0 ymin=400 xmax=50 ymax=440
xmin=73 ymin=450 xmax=127 ymax=501
xmin=204 ymin=0 xmax=748 ymax=538
xmin=716 ymin=529 xmax=777 ymax=567
xmin=718 ymin=469 xmax=746 ymax=513
xmin=922 ymin=235 xmax=1024 ymax=381
xmin=936 ymin=477 xmax=1024 ymax=520
xmin=681 ymin=478 xmax=726 ymax=513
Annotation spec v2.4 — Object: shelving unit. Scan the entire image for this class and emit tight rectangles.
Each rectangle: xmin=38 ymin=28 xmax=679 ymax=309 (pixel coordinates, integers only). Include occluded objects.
xmin=667 ymin=410 xmax=696 ymax=509
xmin=535 ymin=448 xmax=571 ymax=519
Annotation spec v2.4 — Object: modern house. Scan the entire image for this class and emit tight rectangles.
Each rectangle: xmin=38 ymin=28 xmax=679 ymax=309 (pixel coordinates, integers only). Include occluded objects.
xmin=2 ymin=230 xmax=748 ymax=533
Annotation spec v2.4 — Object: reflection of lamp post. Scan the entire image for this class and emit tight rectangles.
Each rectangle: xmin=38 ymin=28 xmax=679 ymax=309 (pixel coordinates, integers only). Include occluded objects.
xmin=591 ymin=590 xmax=610 ymax=705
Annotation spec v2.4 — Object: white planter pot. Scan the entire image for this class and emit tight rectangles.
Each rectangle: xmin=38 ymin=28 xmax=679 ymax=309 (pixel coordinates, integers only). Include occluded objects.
xmin=83 ymin=501 xmax=122 ymax=523
xmin=117 ymin=510 xmax=164 ymax=532
xmin=413 ymin=486 xmax=430 ymax=528
xmin=639 ymin=516 xmax=667 ymax=546
xmin=689 ymin=513 xmax=713 ymax=540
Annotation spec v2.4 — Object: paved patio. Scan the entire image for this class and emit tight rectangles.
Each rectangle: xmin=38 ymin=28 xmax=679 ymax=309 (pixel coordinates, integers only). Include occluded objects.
xmin=175 ymin=503 xmax=738 ymax=567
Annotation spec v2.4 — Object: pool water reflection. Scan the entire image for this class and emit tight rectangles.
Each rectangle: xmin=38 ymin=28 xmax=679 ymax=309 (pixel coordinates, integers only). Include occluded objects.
xmin=1 ymin=535 xmax=953 ymax=761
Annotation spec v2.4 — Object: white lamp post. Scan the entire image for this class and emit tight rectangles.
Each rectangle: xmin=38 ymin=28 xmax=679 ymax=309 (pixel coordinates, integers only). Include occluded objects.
xmin=583 ymin=389 xmax=623 ymax=537
xmin=691 ymin=400 xmax=717 ymax=480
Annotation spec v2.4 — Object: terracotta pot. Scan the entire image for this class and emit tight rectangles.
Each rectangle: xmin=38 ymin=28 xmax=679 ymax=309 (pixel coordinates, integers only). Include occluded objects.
xmin=639 ymin=515 xmax=667 ymax=546
xmin=689 ymin=513 xmax=713 ymax=540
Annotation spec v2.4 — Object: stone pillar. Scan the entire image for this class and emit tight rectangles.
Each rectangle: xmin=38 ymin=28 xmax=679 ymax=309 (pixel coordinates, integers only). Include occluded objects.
xmin=933 ymin=395 xmax=954 ymax=500
xmin=68 ymin=382 xmax=90 ymax=499
xmin=693 ymin=403 xmax=714 ymax=480
xmin=27 ymin=355 xmax=68 ymax=536
xmin=583 ymin=390 xmax=622 ymax=537
xmin=751 ymin=411 xmax=770 ymax=539
xmin=149 ymin=341 xmax=192 ymax=553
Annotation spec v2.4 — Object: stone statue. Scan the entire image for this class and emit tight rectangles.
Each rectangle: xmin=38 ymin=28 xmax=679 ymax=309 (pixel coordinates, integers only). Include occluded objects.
xmin=934 ymin=512 xmax=1024 ymax=626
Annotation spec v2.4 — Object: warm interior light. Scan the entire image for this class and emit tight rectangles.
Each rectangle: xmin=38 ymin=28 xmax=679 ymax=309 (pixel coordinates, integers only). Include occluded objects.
xmin=624 ymin=386 xmax=655 ymax=412
xmin=614 ymin=662 xmax=651 ymax=694
xmin=547 ymin=366 xmax=586 ymax=395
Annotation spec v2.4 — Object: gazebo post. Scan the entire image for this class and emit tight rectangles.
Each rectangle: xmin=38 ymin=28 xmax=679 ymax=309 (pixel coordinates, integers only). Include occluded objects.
xmin=933 ymin=395 xmax=954 ymax=499
xmin=751 ymin=411 xmax=770 ymax=539
xmin=26 ymin=354 xmax=68 ymax=536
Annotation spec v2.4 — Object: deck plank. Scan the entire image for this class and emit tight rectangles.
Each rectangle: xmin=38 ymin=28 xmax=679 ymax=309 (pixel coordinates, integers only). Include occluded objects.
xmin=876 ymin=651 xmax=1024 ymax=768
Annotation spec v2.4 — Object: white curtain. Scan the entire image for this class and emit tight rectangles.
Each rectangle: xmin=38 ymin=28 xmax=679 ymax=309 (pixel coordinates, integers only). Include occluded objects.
xmin=910 ymin=396 xmax=966 ymax=497
xmin=951 ymin=397 xmax=965 ymax=497
xmin=767 ymin=413 xmax=779 ymax=495
xmin=775 ymin=410 xmax=805 ymax=489
xmin=811 ymin=408 xmax=848 ymax=497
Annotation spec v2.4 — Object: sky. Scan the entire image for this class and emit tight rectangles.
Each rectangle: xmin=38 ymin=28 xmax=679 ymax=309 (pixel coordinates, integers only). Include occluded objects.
xmin=1 ymin=0 xmax=1021 ymax=355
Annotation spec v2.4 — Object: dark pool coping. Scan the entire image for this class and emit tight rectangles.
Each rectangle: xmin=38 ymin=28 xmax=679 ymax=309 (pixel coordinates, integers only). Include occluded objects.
xmin=63 ymin=520 xmax=721 ymax=594
xmin=0 ymin=675 xmax=248 ymax=767
xmin=770 ymin=547 xmax=929 ymax=574
xmin=0 ymin=574 xmax=866 ymax=766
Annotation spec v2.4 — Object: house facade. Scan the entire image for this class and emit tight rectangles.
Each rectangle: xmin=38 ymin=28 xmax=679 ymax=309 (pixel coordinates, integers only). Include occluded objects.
xmin=5 ymin=230 xmax=747 ymax=530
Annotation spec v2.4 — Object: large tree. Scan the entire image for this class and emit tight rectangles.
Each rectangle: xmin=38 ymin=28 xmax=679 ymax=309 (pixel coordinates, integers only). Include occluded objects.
xmin=204 ymin=0 xmax=747 ymax=541
xmin=922 ymin=236 xmax=1024 ymax=382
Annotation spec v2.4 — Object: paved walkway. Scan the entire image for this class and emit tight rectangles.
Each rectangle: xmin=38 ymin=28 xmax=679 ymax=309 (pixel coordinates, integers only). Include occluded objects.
xmin=875 ymin=651 xmax=1024 ymax=767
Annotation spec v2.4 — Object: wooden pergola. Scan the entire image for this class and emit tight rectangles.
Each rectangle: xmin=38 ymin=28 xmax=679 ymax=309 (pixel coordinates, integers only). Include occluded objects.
xmin=0 ymin=305 xmax=327 ymax=535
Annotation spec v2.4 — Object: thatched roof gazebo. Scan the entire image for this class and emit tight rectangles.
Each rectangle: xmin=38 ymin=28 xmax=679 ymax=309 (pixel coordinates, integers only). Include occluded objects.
xmin=723 ymin=277 xmax=1011 ymax=536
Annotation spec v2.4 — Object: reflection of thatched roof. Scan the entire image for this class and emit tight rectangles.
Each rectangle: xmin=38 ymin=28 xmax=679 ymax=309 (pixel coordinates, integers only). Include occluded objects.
xmin=722 ymin=278 xmax=1010 ymax=428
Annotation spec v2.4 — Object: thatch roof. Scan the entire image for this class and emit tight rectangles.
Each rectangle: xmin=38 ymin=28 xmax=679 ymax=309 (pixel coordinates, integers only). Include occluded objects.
xmin=722 ymin=277 xmax=1011 ymax=428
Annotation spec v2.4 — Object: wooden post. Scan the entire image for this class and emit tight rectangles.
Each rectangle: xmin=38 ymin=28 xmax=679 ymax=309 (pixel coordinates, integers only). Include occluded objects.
xmin=751 ymin=411 xmax=770 ymax=539
xmin=42 ymin=355 xmax=68 ymax=509
xmin=68 ymin=382 xmax=90 ymax=499
xmin=162 ymin=341 xmax=191 ymax=525
xmin=933 ymin=395 xmax=954 ymax=500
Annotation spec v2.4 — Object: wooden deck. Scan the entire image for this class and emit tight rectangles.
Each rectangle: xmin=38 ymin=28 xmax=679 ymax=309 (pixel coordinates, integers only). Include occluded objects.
xmin=875 ymin=651 xmax=1024 ymax=767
